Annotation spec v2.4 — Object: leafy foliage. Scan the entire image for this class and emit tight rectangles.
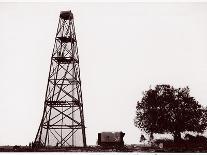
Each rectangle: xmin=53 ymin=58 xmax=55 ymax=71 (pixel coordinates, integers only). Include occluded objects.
xmin=134 ymin=85 xmax=207 ymax=140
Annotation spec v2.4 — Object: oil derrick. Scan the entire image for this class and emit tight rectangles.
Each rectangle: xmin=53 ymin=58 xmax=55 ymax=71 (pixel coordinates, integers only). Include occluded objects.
xmin=34 ymin=11 xmax=86 ymax=147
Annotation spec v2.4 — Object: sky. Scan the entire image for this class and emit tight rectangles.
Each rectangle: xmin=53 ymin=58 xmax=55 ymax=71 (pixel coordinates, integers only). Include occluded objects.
xmin=1 ymin=2 xmax=207 ymax=146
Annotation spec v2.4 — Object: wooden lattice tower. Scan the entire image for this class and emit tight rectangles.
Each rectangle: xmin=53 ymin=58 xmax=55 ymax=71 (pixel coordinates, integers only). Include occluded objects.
xmin=35 ymin=11 xmax=86 ymax=147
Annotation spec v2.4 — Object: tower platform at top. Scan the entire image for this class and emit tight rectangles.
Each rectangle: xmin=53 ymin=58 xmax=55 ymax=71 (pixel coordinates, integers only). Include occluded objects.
xmin=60 ymin=11 xmax=73 ymax=20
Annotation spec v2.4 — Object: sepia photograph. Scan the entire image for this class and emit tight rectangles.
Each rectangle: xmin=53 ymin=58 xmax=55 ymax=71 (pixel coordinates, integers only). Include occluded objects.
xmin=1 ymin=1 xmax=207 ymax=153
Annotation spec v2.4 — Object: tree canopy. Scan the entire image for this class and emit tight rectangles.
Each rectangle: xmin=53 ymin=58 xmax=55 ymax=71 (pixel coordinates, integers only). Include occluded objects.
xmin=134 ymin=84 xmax=207 ymax=141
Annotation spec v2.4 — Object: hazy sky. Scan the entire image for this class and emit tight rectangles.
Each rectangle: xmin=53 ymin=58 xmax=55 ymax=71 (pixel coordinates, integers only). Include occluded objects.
xmin=1 ymin=2 xmax=207 ymax=146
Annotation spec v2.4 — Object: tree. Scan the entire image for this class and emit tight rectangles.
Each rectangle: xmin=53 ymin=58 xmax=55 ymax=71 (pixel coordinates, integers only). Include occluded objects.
xmin=134 ymin=84 xmax=207 ymax=142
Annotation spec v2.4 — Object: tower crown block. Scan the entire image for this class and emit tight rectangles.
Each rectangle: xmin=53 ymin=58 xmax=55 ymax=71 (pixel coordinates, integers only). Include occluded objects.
xmin=60 ymin=11 xmax=73 ymax=20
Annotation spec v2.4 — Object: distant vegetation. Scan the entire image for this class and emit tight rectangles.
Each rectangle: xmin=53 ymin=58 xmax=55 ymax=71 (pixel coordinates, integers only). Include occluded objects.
xmin=134 ymin=84 xmax=207 ymax=143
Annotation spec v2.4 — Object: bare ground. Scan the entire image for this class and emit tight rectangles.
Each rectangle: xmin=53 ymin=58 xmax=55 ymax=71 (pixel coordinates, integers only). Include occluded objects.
xmin=1 ymin=145 xmax=207 ymax=152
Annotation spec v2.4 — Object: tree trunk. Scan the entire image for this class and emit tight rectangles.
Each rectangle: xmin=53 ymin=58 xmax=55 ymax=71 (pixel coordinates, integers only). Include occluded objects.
xmin=149 ymin=132 xmax=154 ymax=141
xmin=173 ymin=131 xmax=181 ymax=143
